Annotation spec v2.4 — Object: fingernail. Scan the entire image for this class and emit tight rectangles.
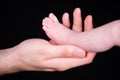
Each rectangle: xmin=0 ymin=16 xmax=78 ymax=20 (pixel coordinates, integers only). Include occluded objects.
xmin=74 ymin=48 xmax=86 ymax=58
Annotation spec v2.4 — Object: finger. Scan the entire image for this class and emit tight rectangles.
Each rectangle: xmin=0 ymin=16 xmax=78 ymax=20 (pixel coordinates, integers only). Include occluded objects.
xmin=84 ymin=15 xmax=97 ymax=59
xmin=40 ymin=57 xmax=94 ymax=71
xmin=62 ymin=12 xmax=70 ymax=28
xmin=72 ymin=7 xmax=82 ymax=32
xmin=84 ymin=15 xmax=93 ymax=31
xmin=85 ymin=52 xmax=96 ymax=63
xmin=45 ymin=44 xmax=86 ymax=59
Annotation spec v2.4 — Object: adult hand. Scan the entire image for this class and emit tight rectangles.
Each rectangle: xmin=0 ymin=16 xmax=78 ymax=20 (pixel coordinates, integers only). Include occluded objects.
xmin=0 ymin=7 xmax=96 ymax=75
xmin=16 ymin=39 xmax=86 ymax=72
xmin=0 ymin=38 xmax=85 ymax=75
xmin=15 ymin=7 xmax=96 ymax=73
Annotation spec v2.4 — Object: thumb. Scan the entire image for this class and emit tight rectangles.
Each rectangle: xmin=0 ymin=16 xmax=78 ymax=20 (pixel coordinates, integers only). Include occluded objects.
xmin=45 ymin=45 xmax=86 ymax=59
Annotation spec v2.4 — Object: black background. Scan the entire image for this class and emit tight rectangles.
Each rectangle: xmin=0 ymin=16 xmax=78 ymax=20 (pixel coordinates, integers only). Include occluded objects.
xmin=0 ymin=0 xmax=120 ymax=80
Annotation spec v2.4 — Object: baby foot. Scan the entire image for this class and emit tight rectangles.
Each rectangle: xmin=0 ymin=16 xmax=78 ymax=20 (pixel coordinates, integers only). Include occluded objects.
xmin=42 ymin=13 xmax=74 ymax=45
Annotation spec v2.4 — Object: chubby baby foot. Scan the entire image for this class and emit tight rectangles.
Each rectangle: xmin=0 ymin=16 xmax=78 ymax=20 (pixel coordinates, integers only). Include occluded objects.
xmin=42 ymin=13 xmax=74 ymax=44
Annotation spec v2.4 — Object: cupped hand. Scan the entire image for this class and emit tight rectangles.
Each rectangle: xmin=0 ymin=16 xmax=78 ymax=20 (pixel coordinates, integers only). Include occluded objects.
xmin=15 ymin=7 xmax=96 ymax=72
xmin=15 ymin=38 xmax=85 ymax=72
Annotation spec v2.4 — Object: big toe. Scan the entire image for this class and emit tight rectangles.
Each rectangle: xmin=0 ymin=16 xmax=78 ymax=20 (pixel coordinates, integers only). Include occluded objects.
xmin=49 ymin=13 xmax=59 ymax=23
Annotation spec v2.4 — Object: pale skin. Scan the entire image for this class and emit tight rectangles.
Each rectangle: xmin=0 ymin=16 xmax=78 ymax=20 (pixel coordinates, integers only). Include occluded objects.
xmin=42 ymin=13 xmax=120 ymax=53
xmin=0 ymin=8 xmax=96 ymax=75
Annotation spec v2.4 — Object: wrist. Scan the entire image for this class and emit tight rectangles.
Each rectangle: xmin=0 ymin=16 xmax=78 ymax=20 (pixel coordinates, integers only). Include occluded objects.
xmin=0 ymin=47 xmax=22 ymax=75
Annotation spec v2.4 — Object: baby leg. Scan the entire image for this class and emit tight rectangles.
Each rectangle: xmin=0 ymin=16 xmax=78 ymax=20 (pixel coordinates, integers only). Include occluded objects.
xmin=42 ymin=13 xmax=117 ymax=53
